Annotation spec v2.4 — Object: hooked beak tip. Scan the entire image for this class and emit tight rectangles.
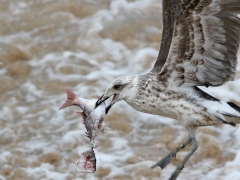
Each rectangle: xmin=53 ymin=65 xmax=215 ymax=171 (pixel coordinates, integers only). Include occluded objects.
xmin=95 ymin=94 xmax=109 ymax=108
xmin=95 ymin=100 xmax=101 ymax=108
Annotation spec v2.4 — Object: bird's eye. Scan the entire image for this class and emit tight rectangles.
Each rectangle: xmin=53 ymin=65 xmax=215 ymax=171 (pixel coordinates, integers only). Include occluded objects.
xmin=113 ymin=84 xmax=121 ymax=90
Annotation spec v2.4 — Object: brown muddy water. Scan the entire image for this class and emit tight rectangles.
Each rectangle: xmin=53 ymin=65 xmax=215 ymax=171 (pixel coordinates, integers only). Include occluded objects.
xmin=1 ymin=0 xmax=240 ymax=180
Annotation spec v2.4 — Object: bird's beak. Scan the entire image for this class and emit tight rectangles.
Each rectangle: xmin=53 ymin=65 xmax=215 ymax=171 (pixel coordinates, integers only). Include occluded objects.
xmin=96 ymin=94 xmax=119 ymax=114
xmin=105 ymin=93 xmax=119 ymax=114
xmin=95 ymin=94 xmax=109 ymax=108
xmin=105 ymin=104 xmax=112 ymax=114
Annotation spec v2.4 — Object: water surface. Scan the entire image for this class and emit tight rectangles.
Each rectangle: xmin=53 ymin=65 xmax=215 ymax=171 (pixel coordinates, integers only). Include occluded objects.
xmin=1 ymin=0 xmax=240 ymax=180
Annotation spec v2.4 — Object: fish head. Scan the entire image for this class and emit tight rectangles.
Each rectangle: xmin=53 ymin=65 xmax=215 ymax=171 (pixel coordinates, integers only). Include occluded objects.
xmin=96 ymin=75 xmax=138 ymax=113
xmin=74 ymin=148 xmax=96 ymax=173
xmin=83 ymin=149 xmax=96 ymax=170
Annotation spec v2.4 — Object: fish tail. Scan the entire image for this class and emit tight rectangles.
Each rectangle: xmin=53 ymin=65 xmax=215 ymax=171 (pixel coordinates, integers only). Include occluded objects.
xmin=58 ymin=88 xmax=79 ymax=110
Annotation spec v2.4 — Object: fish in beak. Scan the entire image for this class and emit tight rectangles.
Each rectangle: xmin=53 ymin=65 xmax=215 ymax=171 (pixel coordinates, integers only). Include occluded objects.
xmin=95 ymin=94 xmax=109 ymax=107
xmin=96 ymin=94 xmax=119 ymax=114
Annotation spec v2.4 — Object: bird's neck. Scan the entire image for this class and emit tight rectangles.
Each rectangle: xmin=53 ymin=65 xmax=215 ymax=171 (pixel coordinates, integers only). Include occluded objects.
xmin=123 ymin=75 xmax=139 ymax=103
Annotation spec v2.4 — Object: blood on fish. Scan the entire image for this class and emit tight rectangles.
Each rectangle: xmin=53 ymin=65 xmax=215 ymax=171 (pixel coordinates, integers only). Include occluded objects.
xmin=73 ymin=148 xmax=96 ymax=173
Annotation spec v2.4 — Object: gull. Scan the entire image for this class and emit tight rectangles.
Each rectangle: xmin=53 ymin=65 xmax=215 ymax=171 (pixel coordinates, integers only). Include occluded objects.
xmin=96 ymin=0 xmax=240 ymax=179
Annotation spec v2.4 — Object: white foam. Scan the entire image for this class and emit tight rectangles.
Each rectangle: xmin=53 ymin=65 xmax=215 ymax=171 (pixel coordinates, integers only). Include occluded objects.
xmin=1 ymin=0 xmax=240 ymax=180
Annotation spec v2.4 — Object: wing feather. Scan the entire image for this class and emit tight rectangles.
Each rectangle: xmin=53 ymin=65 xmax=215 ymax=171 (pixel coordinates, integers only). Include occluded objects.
xmin=151 ymin=0 xmax=182 ymax=72
xmin=158 ymin=0 xmax=240 ymax=87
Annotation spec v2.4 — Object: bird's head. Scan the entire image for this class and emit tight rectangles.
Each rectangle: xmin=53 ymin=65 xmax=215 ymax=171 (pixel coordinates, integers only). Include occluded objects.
xmin=96 ymin=75 xmax=138 ymax=113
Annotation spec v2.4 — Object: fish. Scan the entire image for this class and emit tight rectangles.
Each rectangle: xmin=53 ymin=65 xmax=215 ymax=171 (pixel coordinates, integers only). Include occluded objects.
xmin=77 ymin=110 xmax=105 ymax=147
xmin=59 ymin=88 xmax=98 ymax=116
xmin=59 ymin=88 xmax=106 ymax=147
xmin=73 ymin=147 xmax=96 ymax=173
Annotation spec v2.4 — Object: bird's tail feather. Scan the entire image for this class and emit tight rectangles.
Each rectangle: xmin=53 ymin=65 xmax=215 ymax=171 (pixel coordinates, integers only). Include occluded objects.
xmin=222 ymin=102 xmax=240 ymax=125
xmin=227 ymin=102 xmax=240 ymax=113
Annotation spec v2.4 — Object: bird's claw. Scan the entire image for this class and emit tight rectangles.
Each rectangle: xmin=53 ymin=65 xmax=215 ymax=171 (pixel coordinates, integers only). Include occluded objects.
xmin=151 ymin=153 xmax=175 ymax=169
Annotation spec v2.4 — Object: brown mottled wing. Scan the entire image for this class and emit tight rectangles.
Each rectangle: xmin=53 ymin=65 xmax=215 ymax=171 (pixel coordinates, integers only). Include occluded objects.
xmin=152 ymin=0 xmax=189 ymax=72
xmin=158 ymin=0 xmax=240 ymax=87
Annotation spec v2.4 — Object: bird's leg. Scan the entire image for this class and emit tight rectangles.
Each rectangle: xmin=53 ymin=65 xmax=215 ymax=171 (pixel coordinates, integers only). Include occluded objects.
xmin=151 ymin=135 xmax=192 ymax=169
xmin=168 ymin=137 xmax=198 ymax=180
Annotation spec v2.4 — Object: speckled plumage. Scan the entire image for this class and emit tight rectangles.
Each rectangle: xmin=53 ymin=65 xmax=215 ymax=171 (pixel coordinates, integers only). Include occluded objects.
xmin=96 ymin=0 xmax=240 ymax=179
xmin=130 ymin=73 xmax=233 ymax=128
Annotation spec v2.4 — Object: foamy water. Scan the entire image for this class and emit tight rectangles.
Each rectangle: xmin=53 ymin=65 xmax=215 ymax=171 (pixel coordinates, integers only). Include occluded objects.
xmin=1 ymin=0 xmax=240 ymax=180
